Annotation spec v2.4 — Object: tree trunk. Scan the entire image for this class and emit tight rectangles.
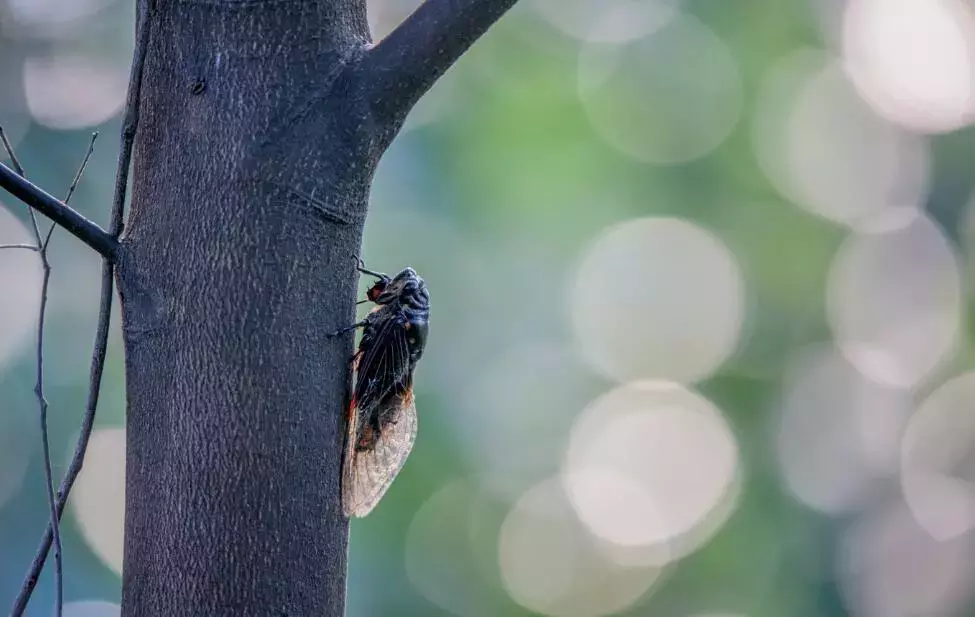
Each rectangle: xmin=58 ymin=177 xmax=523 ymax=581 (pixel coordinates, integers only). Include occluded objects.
xmin=117 ymin=2 xmax=372 ymax=614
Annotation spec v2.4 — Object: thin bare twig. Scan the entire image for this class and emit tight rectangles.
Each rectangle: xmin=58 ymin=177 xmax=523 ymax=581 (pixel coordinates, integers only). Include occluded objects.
xmin=0 ymin=126 xmax=25 ymax=177
xmin=1 ymin=134 xmax=89 ymax=617
xmin=44 ymin=133 xmax=98 ymax=250
xmin=0 ymin=135 xmax=63 ymax=617
xmin=0 ymin=244 xmax=38 ymax=251
xmin=35 ymin=243 xmax=59 ymax=617
xmin=0 ymin=127 xmax=42 ymax=246
xmin=34 ymin=133 xmax=96 ymax=617
xmin=9 ymin=272 xmax=113 ymax=617
xmin=10 ymin=0 xmax=152 ymax=612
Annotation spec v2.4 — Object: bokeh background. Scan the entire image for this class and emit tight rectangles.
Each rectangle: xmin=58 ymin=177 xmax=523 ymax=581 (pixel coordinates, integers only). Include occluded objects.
xmin=3 ymin=0 xmax=975 ymax=615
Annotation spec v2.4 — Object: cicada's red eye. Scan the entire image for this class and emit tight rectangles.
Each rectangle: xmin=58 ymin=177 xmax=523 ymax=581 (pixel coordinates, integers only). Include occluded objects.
xmin=366 ymin=281 xmax=386 ymax=302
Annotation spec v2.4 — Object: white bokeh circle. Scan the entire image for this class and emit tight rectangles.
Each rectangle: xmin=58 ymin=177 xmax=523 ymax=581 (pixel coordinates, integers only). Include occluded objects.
xmin=578 ymin=11 xmax=742 ymax=164
xmin=563 ymin=381 xmax=740 ymax=562
xmin=839 ymin=500 xmax=975 ymax=617
xmin=498 ymin=477 xmax=663 ymax=617
xmin=753 ymin=49 xmax=930 ymax=229
xmin=842 ymin=0 xmax=975 ymax=133
xmin=71 ymin=427 xmax=125 ymax=574
xmin=776 ymin=345 xmax=911 ymax=515
xmin=456 ymin=342 xmax=598 ymax=499
xmin=405 ymin=480 xmax=510 ymax=617
xmin=6 ymin=0 xmax=120 ymax=33
xmin=24 ymin=53 xmax=128 ymax=129
xmin=826 ymin=213 xmax=960 ymax=389
xmin=902 ymin=372 xmax=975 ymax=541
xmin=570 ymin=217 xmax=745 ymax=384
xmin=0 ymin=202 xmax=44 ymax=370
xmin=63 ymin=601 xmax=121 ymax=617
xmin=534 ymin=0 xmax=678 ymax=44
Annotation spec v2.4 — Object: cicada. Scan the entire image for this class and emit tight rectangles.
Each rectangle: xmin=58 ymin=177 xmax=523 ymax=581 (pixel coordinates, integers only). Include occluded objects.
xmin=331 ymin=262 xmax=430 ymax=518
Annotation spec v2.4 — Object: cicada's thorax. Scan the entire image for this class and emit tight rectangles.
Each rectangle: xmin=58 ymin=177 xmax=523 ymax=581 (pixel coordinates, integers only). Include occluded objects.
xmin=362 ymin=298 xmax=429 ymax=367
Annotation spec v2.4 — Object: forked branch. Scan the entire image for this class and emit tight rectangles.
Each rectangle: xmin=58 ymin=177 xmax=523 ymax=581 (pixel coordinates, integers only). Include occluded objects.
xmin=361 ymin=0 xmax=520 ymax=126
xmin=0 ymin=163 xmax=116 ymax=259
xmin=1 ymin=129 xmax=98 ymax=617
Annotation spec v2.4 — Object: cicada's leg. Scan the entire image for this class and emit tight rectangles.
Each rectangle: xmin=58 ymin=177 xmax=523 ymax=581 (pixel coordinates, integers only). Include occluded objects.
xmin=353 ymin=254 xmax=388 ymax=280
xmin=327 ymin=320 xmax=367 ymax=338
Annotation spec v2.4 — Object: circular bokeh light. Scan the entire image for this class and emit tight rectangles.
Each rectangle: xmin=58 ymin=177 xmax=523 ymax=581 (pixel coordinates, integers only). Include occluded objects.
xmin=63 ymin=601 xmax=121 ymax=617
xmin=839 ymin=500 xmax=975 ymax=617
xmin=777 ymin=345 xmax=911 ymax=514
xmin=902 ymin=372 xmax=975 ymax=541
xmin=24 ymin=52 xmax=128 ymax=130
xmin=826 ymin=213 xmax=960 ymax=389
xmin=534 ymin=0 xmax=677 ymax=44
xmin=842 ymin=0 xmax=975 ymax=133
xmin=570 ymin=217 xmax=745 ymax=384
xmin=6 ymin=0 xmax=120 ymax=33
xmin=458 ymin=343 xmax=597 ymax=498
xmin=499 ymin=477 xmax=663 ymax=617
xmin=753 ymin=50 xmax=930 ymax=229
xmin=0 ymin=202 xmax=44 ymax=370
xmin=563 ymin=381 xmax=740 ymax=562
xmin=578 ymin=11 xmax=742 ymax=164
xmin=405 ymin=480 xmax=511 ymax=616
xmin=71 ymin=427 xmax=125 ymax=574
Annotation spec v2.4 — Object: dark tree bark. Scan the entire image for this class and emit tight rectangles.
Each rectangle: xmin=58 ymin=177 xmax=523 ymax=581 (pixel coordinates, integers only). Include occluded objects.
xmin=0 ymin=0 xmax=519 ymax=615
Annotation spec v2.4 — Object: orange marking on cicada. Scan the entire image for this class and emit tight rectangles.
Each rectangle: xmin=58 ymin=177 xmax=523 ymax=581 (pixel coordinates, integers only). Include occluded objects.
xmin=357 ymin=423 xmax=376 ymax=450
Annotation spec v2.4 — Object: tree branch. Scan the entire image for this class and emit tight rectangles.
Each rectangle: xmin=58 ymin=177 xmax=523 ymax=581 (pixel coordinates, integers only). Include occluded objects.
xmin=2 ymin=132 xmax=96 ymax=617
xmin=9 ymin=267 xmax=114 ymax=617
xmin=9 ymin=266 xmax=113 ymax=617
xmin=361 ymin=0 xmax=520 ymax=126
xmin=0 ymin=162 xmax=117 ymax=259
xmin=110 ymin=0 xmax=152 ymax=239
xmin=0 ymin=130 xmax=63 ymax=617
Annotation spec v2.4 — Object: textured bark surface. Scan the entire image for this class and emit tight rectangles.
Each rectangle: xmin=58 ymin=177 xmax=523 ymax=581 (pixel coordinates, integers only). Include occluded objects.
xmin=116 ymin=2 xmax=376 ymax=614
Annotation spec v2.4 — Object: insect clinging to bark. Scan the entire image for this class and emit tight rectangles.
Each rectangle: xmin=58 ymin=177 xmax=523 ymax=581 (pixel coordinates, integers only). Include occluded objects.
xmin=330 ymin=261 xmax=430 ymax=518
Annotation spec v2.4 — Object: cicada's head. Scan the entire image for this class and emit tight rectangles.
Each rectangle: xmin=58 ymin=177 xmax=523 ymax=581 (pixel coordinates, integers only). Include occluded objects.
xmin=365 ymin=277 xmax=387 ymax=303
xmin=375 ymin=267 xmax=429 ymax=310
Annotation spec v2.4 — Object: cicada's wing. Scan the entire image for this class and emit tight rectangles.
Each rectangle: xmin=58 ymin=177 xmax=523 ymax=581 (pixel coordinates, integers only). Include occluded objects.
xmin=342 ymin=389 xmax=418 ymax=518
xmin=354 ymin=315 xmax=411 ymax=412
